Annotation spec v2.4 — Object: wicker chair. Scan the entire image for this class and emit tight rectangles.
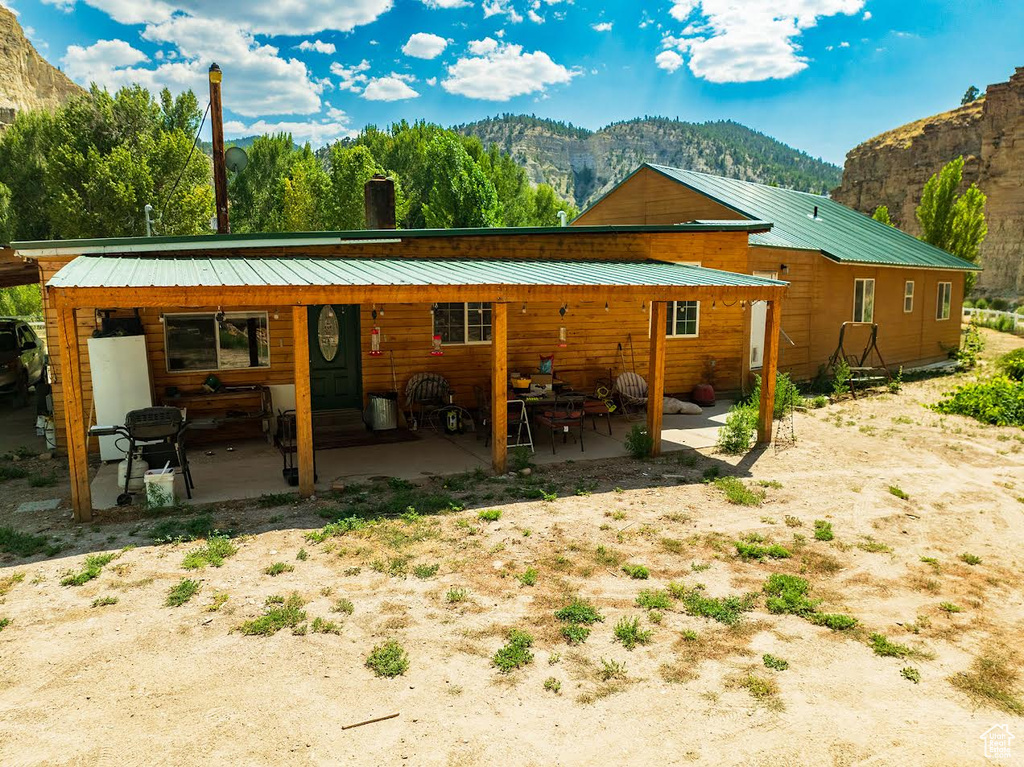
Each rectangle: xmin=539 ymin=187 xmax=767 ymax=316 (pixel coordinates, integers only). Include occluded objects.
xmin=613 ymin=372 xmax=649 ymax=421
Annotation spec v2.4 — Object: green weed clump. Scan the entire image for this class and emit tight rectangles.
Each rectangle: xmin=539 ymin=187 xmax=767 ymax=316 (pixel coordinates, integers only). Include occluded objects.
xmin=60 ymin=553 xmax=117 ymax=586
xmin=445 ymin=587 xmax=468 ymax=604
xmin=714 ymin=477 xmax=765 ymax=506
xmin=901 ymin=667 xmax=921 ymax=684
xmin=716 ymin=405 xmax=756 ymax=454
xmin=997 ymin=348 xmax=1024 ymax=381
xmin=869 ymin=633 xmax=918 ymax=658
xmin=888 ymin=485 xmax=910 ymax=501
xmin=625 ymin=425 xmax=654 ymax=459
xmin=492 ymin=629 xmax=534 ymax=673
xmin=676 ymin=587 xmax=755 ymax=626
xmin=763 ymin=654 xmax=789 ymax=671
xmin=0 ymin=526 xmax=60 ymax=558
xmin=181 ymin=536 xmax=237 ymax=570
xmin=613 ymin=616 xmax=653 ymax=650
xmin=413 ymin=563 xmax=439 ymax=579
xmin=166 ymin=578 xmax=200 ymax=607
xmin=950 ymin=653 xmax=1024 ymax=716
xmin=621 ymin=563 xmax=650 ymax=580
xmin=813 ymin=520 xmax=834 ymax=541
xmin=763 ymin=574 xmax=858 ymax=631
xmin=960 ymin=553 xmax=982 ymax=566
xmin=543 ymin=677 xmax=561 ymax=694
xmin=264 ymin=562 xmax=294 ymax=576
xmin=91 ymin=596 xmax=119 ymax=608
xmin=517 ymin=567 xmax=538 ymax=586
xmin=366 ymin=640 xmax=409 ymax=678
xmin=556 ymin=598 xmax=604 ymax=645
xmin=239 ymin=594 xmax=307 ymax=636
xmin=932 ymin=376 xmax=1024 ymax=427
xmin=735 ymin=541 xmax=791 ymax=561
xmin=478 ymin=509 xmax=502 ymax=522
xmin=635 ymin=589 xmax=672 ymax=610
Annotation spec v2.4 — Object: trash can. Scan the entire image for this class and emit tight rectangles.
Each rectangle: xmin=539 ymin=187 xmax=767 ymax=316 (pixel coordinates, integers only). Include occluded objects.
xmin=368 ymin=392 xmax=398 ymax=431
xmin=144 ymin=469 xmax=176 ymax=508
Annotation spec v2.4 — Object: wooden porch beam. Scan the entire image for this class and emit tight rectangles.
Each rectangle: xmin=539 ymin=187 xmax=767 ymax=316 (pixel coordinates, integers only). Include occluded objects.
xmin=756 ymin=298 xmax=783 ymax=444
xmin=292 ymin=307 xmax=315 ymax=497
xmin=490 ymin=302 xmax=508 ymax=474
xmin=57 ymin=305 xmax=92 ymax=521
xmin=647 ymin=301 xmax=667 ymax=457
xmin=52 ymin=284 xmax=786 ymax=310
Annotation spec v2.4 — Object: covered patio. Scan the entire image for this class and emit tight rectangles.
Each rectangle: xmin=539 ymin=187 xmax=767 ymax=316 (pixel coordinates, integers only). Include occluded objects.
xmin=25 ymin=226 xmax=786 ymax=522
xmin=87 ymin=402 xmax=734 ymax=508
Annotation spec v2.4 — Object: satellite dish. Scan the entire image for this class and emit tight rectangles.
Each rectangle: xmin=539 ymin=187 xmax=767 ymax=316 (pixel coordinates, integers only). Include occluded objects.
xmin=225 ymin=145 xmax=248 ymax=173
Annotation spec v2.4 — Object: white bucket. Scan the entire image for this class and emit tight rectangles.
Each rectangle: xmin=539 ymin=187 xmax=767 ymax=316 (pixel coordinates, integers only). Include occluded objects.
xmin=117 ymin=457 xmax=149 ymax=494
xmin=144 ymin=469 xmax=176 ymax=508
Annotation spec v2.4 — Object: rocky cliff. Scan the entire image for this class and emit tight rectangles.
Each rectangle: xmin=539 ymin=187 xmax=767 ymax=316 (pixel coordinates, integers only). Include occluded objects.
xmin=833 ymin=68 xmax=1024 ymax=296
xmin=0 ymin=4 xmax=82 ymax=124
xmin=459 ymin=116 xmax=841 ymax=210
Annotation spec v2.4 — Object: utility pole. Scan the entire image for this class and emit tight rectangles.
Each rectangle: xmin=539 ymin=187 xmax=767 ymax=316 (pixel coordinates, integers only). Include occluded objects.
xmin=209 ymin=63 xmax=230 ymax=234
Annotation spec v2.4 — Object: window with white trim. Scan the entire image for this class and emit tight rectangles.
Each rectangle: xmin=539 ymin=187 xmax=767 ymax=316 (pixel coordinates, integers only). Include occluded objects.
xmin=904 ymin=281 xmax=915 ymax=313
xmin=666 ymin=301 xmax=700 ymax=337
xmin=936 ymin=282 xmax=952 ymax=320
xmin=853 ymin=278 xmax=875 ymax=323
xmin=165 ymin=312 xmax=270 ymax=372
xmin=433 ymin=303 xmax=492 ymax=344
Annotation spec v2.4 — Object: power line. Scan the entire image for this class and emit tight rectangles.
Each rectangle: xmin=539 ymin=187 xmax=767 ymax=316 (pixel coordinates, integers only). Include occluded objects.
xmin=155 ymin=101 xmax=211 ymax=234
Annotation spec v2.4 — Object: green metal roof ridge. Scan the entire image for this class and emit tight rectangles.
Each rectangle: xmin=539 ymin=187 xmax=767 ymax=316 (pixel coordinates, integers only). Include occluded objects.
xmin=12 ymin=221 xmax=773 ymax=254
xmin=644 ymin=163 xmax=978 ymax=271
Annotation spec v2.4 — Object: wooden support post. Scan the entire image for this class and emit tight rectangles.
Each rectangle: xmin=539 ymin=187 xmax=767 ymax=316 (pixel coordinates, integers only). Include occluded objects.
xmin=647 ymin=301 xmax=667 ymax=457
xmin=491 ymin=302 xmax=508 ymax=474
xmin=57 ymin=305 xmax=92 ymax=522
xmin=757 ymin=299 xmax=783 ymax=444
xmin=293 ymin=307 xmax=315 ymax=497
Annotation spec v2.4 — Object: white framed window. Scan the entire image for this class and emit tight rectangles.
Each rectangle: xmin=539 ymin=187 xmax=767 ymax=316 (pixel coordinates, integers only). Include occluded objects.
xmin=904 ymin=281 xmax=915 ymax=313
xmin=666 ymin=301 xmax=700 ymax=337
xmin=936 ymin=282 xmax=952 ymax=320
xmin=432 ymin=302 xmax=492 ymax=345
xmin=853 ymin=278 xmax=875 ymax=323
xmin=165 ymin=312 xmax=270 ymax=372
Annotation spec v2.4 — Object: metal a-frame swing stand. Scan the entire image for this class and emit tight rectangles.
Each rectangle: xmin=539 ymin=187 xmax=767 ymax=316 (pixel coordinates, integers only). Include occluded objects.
xmin=827 ymin=322 xmax=892 ymax=398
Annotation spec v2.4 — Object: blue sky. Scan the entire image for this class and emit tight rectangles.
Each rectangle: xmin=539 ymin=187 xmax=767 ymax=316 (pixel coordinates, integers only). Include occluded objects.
xmin=5 ymin=0 xmax=1022 ymax=165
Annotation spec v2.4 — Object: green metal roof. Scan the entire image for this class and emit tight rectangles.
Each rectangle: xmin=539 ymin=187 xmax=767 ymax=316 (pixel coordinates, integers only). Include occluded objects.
xmin=13 ymin=221 xmax=771 ymax=256
xmin=47 ymin=256 xmax=787 ymax=290
xmin=644 ymin=164 xmax=977 ymax=271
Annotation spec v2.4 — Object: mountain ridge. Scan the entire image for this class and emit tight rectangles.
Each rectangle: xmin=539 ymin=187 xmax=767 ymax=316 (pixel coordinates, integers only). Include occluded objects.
xmin=456 ymin=114 xmax=842 ymax=209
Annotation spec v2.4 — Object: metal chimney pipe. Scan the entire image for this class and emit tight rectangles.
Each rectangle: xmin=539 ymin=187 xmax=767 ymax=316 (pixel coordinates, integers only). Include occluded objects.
xmin=364 ymin=174 xmax=396 ymax=230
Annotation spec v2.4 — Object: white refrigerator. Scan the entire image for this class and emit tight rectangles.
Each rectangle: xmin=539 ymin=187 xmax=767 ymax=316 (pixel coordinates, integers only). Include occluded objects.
xmin=87 ymin=335 xmax=154 ymax=461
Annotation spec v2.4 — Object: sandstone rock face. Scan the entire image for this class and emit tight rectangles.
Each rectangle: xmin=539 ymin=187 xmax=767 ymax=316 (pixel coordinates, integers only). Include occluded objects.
xmin=0 ymin=5 xmax=82 ymax=122
xmin=833 ymin=68 xmax=1024 ymax=296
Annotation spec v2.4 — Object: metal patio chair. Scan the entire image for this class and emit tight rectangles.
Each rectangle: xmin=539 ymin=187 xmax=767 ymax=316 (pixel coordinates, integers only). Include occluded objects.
xmin=535 ymin=393 xmax=585 ymax=454
xmin=405 ymin=373 xmax=451 ymax=430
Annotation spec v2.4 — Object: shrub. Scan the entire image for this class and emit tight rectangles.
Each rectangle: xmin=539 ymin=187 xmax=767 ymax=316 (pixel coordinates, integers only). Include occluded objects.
xmin=869 ymin=633 xmax=916 ymax=658
xmin=621 ymin=563 xmax=650 ymax=580
xmin=749 ymin=372 xmax=801 ymax=419
xmin=238 ymin=594 xmax=306 ymax=636
xmin=332 ymin=598 xmax=355 ymax=614
xmin=625 ymin=425 xmax=654 ymax=459
xmin=997 ymin=348 xmax=1024 ymax=381
xmin=445 ymin=587 xmax=468 ymax=603
xmin=264 ymin=562 xmax=294 ymax=576
xmin=492 ymin=629 xmax=534 ymax=672
xmin=735 ymin=542 xmax=791 ymax=561
xmin=832 ymin=359 xmax=851 ymax=399
xmin=952 ymin=323 xmax=985 ymax=368
xmin=763 ymin=653 xmax=789 ymax=671
xmin=543 ymin=677 xmax=561 ymax=694
xmin=613 ymin=616 xmax=653 ymax=650
xmin=365 ymin=640 xmax=409 ymax=678
xmin=635 ymin=589 xmax=672 ymax=610
xmin=717 ymin=405 xmax=756 ymax=454
xmin=714 ymin=477 xmax=764 ymax=506
xmin=166 ymin=578 xmax=201 ymax=607
xmin=555 ymin=599 xmax=604 ymax=625
xmin=561 ymin=624 xmax=591 ymax=645
xmin=517 ymin=567 xmax=538 ymax=586
xmin=764 ymin=573 xmax=818 ymax=617
xmin=960 ymin=553 xmax=982 ymax=566
xmin=0 ymin=526 xmax=56 ymax=558
xmin=678 ymin=588 xmax=755 ymax=625
xmin=413 ymin=563 xmax=439 ymax=579
xmin=808 ymin=613 xmax=858 ymax=631
xmin=478 ymin=509 xmax=502 ymax=522
xmin=813 ymin=520 xmax=834 ymax=541
xmin=932 ymin=376 xmax=1024 ymax=427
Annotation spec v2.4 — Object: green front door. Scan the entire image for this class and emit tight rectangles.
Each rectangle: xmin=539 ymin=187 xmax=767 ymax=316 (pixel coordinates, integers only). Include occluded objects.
xmin=308 ymin=305 xmax=362 ymax=411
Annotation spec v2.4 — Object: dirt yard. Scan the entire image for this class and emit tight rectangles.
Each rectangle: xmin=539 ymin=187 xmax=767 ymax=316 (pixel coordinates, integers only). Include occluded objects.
xmin=1 ymin=329 xmax=1022 ymax=766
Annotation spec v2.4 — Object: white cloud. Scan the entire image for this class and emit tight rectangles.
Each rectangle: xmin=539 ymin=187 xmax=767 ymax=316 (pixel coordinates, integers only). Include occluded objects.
xmin=402 ymin=32 xmax=448 ymax=59
xmin=441 ymin=38 xmax=576 ymax=100
xmin=297 ymin=39 xmax=336 ymax=55
xmin=47 ymin=0 xmax=393 ymax=35
xmin=483 ymin=0 xmax=523 ymax=23
xmin=425 ymin=76 xmax=438 ymax=86
xmin=839 ymin=40 xmax=849 ymax=47
xmin=361 ymin=73 xmax=420 ymax=101
xmin=862 ymin=10 xmax=871 ymax=19
xmin=61 ymin=39 xmax=149 ymax=82
xmin=419 ymin=0 xmax=471 ymax=7
xmin=655 ymin=50 xmax=684 ymax=73
xmin=663 ymin=0 xmax=865 ymax=83
xmin=330 ymin=59 xmax=371 ymax=92
xmin=592 ymin=21 xmax=612 ymax=32
xmin=223 ymin=116 xmax=355 ymax=146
